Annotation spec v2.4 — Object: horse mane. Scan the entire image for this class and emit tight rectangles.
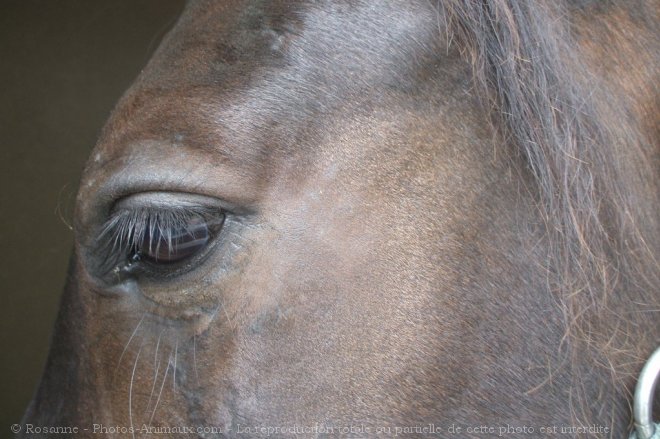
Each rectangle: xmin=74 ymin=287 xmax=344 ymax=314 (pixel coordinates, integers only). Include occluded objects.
xmin=438 ymin=0 xmax=659 ymax=431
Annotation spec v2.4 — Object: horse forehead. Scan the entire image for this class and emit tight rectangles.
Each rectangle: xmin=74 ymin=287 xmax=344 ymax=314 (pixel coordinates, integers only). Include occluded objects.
xmin=143 ymin=0 xmax=441 ymax=84
xmin=89 ymin=0 xmax=447 ymax=179
xmin=110 ymin=0 xmax=441 ymax=113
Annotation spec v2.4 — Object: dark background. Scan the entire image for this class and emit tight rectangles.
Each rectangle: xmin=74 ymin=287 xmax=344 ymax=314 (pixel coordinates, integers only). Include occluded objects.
xmin=0 ymin=0 xmax=184 ymax=430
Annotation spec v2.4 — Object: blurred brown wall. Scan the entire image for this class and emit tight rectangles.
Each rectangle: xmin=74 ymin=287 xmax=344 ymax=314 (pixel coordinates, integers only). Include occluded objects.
xmin=0 ymin=0 xmax=184 ymax=430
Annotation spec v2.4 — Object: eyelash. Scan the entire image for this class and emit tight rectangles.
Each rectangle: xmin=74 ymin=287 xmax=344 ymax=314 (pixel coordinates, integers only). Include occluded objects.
xmin=96 ymin=205 xmax=225 ymax=278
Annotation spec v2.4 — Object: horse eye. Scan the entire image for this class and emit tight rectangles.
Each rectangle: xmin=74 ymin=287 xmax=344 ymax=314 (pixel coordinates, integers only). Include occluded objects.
xmin=137 ymin=217 xmax=214 ymax=264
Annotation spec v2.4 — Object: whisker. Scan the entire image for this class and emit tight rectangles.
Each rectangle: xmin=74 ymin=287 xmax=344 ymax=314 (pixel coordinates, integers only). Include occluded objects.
xmin=149 ymin=349 xmax=173 ymax=427
xmin=129 ymin=342 xmax=144 ymax=439
xmin=114 ymin=313 xmax=146 ymax=383
xmin=212 ymin=301 xmax=235 ymax=329
xmin=193 ymin=335 xmax=200 ymax=386
xmin=144 ymin=330 xmax=164 ymax=417
xmin=173 ymin=341 xmax=179 ymax=392
xmin=223 ymin=304 xmax=236 ymax=330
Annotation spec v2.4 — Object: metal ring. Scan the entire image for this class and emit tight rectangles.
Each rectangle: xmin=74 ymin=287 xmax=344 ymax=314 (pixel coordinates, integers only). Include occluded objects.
xmin=632 ymin=346 xmax=660 ymax=439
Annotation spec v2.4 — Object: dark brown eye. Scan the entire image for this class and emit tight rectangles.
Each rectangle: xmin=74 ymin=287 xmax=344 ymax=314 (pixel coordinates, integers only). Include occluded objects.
xmin=137 ymin=216 xmax=215 ymax=264
xmin=97 ymin=198 xmax=228 ymax=280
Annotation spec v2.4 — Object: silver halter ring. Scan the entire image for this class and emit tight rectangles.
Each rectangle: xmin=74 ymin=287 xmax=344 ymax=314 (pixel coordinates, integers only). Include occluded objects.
xmin=630 ymin=346 xmax=660 ymax=439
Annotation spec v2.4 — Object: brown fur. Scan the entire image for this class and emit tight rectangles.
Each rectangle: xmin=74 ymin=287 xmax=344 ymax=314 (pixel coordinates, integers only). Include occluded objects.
xmin=442 ymin=0 xmax=660 ymax=431
xmin=23 ymin=1 xmax=658 ymax=438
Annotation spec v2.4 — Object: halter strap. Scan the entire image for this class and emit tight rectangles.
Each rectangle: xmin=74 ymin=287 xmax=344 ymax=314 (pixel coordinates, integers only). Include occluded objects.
xmin=630 ymin=347 xmax=660 ymax=439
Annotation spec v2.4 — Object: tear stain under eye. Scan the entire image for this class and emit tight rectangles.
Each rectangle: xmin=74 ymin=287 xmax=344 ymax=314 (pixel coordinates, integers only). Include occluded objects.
xmin=96 ymin=205 xmax=225 ymax=279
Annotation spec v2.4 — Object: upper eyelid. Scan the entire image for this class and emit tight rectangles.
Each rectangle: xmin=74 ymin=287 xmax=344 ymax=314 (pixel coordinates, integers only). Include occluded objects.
xmin=98 ymin=206 xmax=222 ymax=246
xmin=97 ymin=191 xmax=229 ymax=246
xmin=88 ymin=191 xmax=237 ymax=275
xmin=77 ymin=189 xmax=253 ymax=243
xmin=110 ymin=191 xmax=242 ymax=215
xmin=95 ymin=205 xmax=225 ymax=273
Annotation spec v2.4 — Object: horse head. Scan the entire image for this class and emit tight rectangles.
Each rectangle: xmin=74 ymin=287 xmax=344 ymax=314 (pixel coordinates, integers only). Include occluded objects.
xmin=23 ymin=1 xmax=659 ymax=437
